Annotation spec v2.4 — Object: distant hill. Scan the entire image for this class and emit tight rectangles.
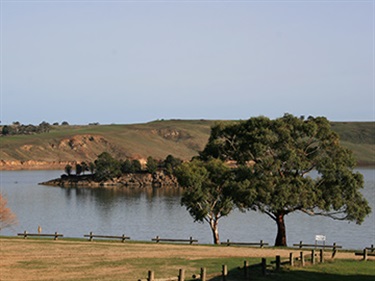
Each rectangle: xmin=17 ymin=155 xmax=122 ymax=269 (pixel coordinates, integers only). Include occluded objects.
xmin=0 ymin=120 xmax=373 ymax=170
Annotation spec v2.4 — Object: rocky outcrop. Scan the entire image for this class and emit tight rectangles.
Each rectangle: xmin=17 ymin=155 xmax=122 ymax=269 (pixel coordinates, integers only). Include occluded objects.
xmin=39 ymin=170 xmax=179 ymax=188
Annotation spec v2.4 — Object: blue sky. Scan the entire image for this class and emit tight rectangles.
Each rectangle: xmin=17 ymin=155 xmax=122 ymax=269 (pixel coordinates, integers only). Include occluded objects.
xmin=1 ymin=0 xmax=374 ymax=125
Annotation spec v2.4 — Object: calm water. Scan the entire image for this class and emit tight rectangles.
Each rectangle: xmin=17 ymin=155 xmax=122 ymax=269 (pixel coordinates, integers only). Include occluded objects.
xmin=0 ymin=169 xmax=374 ymax=249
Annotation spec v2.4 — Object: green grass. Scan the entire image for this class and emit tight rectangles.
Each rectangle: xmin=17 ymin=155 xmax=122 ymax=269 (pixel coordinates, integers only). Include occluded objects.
xmin=0 ymin=120 xmax=374 ymax=166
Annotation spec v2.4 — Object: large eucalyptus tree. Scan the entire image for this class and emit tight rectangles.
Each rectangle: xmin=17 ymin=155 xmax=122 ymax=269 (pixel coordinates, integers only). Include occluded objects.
xmin=200 ymin=114 xmax=371 ymax=246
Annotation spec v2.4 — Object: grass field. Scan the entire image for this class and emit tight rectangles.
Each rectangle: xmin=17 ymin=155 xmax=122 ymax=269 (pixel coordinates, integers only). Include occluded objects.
xmin=0 ymin=120 xmax=374 ymax=168
xmin=1 ymin=237 xmax=374 ymax=281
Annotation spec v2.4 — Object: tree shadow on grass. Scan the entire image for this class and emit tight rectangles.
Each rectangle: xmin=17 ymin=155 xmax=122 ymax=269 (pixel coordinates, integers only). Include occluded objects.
xmin=207 ymin=266 xmax=375 ymax=281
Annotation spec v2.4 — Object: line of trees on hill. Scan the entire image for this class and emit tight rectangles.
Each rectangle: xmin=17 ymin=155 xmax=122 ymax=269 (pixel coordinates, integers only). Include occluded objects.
xmin=1 ymin=121 xmax=52 ymax=136
xmin=64 ymin=153 xmax=183 ymax=182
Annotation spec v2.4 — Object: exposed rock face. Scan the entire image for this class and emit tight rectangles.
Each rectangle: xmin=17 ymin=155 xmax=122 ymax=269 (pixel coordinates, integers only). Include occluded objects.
xmin=39 ymin=170 xmax=179 ymax=188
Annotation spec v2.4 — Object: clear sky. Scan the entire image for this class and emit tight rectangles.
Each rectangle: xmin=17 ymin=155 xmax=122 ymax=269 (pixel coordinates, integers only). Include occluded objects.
xmin=1 ymin=0 xmax=374 ymax=125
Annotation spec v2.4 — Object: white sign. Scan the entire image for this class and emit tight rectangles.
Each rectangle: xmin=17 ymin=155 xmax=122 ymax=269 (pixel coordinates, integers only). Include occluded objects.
xmin=315 ymin=235 xmax=326 ymax=241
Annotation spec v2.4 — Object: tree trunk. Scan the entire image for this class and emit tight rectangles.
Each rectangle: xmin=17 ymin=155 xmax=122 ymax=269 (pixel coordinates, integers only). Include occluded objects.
xmin=274 ymin=212 xmax=287 ymax=246
xmin=209 ymin=218 xmax=220 ymax=245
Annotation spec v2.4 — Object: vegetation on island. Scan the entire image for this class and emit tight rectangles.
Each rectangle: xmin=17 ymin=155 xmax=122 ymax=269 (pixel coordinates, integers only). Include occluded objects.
xmin=63 ymin=152 xmax=182 ymax=183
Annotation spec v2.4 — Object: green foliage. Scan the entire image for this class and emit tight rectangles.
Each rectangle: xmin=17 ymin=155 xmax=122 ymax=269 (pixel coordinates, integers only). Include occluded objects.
xmin=130 ymin=159 xmax=142 ymax=173
xmin=64 ymin=164 xmax=72 ymax=176
xmin=175 ymin=158 xmax=235 ymax=244
xmin=201 ymin=114 xmax=371 ymax=246
xmin=163 ymin=154 xmax=182 ymax=175
xmin=75 ymin=163 xmax=82 ymax=176
xmin=94 ymin=152 xmax=122 ymax=181
xmin=121 ymin=159 xmax=132 ymax=173
xmin=146 ymin=156 xmax=158 ymax=174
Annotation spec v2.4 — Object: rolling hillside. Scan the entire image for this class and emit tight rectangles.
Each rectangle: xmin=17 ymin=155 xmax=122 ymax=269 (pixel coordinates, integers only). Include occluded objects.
xmin=0 ymin=120 xmax=373 ymax=170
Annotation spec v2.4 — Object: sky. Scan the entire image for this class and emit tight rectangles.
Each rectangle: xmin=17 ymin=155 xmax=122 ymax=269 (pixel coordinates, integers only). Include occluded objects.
xmin=1 ymin=0 xmax=374 ymax=125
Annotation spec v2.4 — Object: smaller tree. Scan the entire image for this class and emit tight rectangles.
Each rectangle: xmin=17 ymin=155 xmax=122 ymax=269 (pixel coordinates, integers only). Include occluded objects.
xmin=94 ymin=152 xmax=122 ymax=181
xmin=175 ymin=158 xmax=235 ymax=245
xmin=75 ymin=163 xmax=82 ymax=176
xmin=146 ymin=156 xmax=158 ymax=174
xmin=130 ymin=159 xmax=142 ymax=173
xmin=88 ymin=162 xmax=96 ymax=174
xmin=0 ymin=194 xmax=17 ymax=231
xmin=65 ymin=164 xmax=72 ymax=176
xmin=121 ymin=159 xmax=132 ymax=173
xmin=163 ymin=154 xmax=182 ymax=175
xmin=80 ymin=162 xmax=89 ymax=175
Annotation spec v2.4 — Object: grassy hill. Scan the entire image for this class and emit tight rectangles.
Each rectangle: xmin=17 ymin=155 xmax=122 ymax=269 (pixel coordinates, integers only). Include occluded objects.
xmin=0 ymin=120 xmax=374 ymax=168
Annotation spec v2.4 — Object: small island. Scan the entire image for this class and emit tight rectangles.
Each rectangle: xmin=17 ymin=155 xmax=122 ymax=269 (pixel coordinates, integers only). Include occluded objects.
xmin=40 ymin=152 xmax=181 ymax=188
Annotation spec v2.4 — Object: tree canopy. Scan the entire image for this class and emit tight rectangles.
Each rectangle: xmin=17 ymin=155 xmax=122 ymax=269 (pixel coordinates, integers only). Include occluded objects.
xmin=200 ymin=114 xmax=371 ymax=246
xmin=175 ymin=158 xmax=234 ymax=244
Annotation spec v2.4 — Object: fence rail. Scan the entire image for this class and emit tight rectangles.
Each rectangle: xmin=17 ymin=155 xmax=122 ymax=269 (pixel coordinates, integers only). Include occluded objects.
xmin=84 ymin=232 xmax=130 ymax=242
xmin=17 ymin=231 xmax=63 ymax=240
xmin=152 ymin=236 xmax=198 ymax=245
xmin=225 ymin=239 xmax=268 ymax=248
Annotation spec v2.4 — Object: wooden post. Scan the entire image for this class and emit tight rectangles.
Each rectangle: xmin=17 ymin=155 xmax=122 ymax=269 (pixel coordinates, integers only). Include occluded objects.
xmin=332 ymin=242 xmax=337 ymax=258
xmin=261 ymin=258 xmax=267 ymax=276
xmin=89 ymin=231 xmax=93 ymax=241
xmin=289 ymin=253 xmax=294 ymax=267
xmin=156 ymin=236 xmax=160 ymax=243
xmin=147 ymin=270 xmax=154 ymax=281
xmin=23 ymin=230 xmax=28 ymax=239
xmin=275 ymin=255 xmax=281 ymax=271
xmin=178 ymin=269 xmax=185 ymax=281
xmin=260 ymin=240 xmax=264 ymax=248
xmin=222 ymin=265 xmax=227 ymax=281
xmin=190 ymin=237 xmax=193 ymax=245
xmin=243 ymin=260 xmax=248 ymax=278
xmin=299 ymin=241 xmax=303 ymax=249
xmin=54 ymin=232 xmax=58 ymax=240
xmin=200 ymin=267 xmax=206 ymax=281
xmin=226 ymin=239 xmax=230 ymax=246
xmin=311 ymin=250 xmax=315 ymax=265
xmin=363 ymin=249 xmax=368 ymax=261
xmin=319 ymin=249 xmax=324 ymax=263
xmin=300 ymin=252 xmax=305 ymax=267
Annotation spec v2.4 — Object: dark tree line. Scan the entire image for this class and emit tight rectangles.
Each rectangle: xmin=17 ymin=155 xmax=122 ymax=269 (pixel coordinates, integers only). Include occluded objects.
xmin=64 ymin=153 xmax=182 ymax=182
xmin=1 ymin=122 xmax=51 ymax=136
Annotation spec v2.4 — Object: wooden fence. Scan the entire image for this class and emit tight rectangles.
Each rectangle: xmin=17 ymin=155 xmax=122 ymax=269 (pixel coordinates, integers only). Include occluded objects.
xmin=139 ymin=250 xmax=330 ymax=281
xmin=152 ymin=236 xmax=198 ymax=245
xmin=225 ymin=239 xmax=269 ymax=248
xmin=293 ymin=241 xmax=342 ymax=258
xmin=17 ymin=231 xmax=63 ymax=240
xmin=355 ymin=245 xmax=375 ymax=261
xmin=84 ymin=232 xmax=130 ymax=242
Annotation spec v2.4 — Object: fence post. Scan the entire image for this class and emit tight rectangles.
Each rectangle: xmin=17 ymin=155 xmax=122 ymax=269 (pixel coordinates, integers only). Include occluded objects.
xmin=311 ymin=250 xmax=315 ymax=265
xmin=275 ymin=255 xmax=281 ymax=271
xmin=363 ymin=249 xmax=368 ymax=261
xmin=54 ymin=232 xmax=58 ymax=240
xmin=319 ymin=249 xmax=324 ymax=263
xmin=332 ymin=242 xmax=337 ymax=258
xmin=299 ymin=241 xmax=303 ymax=249
xmin=178 ymin=269 xmax=185 ymax=281
xmin=260 ymin=240 xmax=264 ymax=248
xmin=226 ymin=239 xmax=230 ymax=246
xmin=244 ymin=260 xmax=248 ymax=278
xmin=222 ymin=265 xmax=227 ymax=281
xmin=289 ymin=253 xmax=294 ymax=267
xmin=89 ymin=231 xmax=93 ymax=241
xmin=261 ymin=258 xmax=267 ymax=276
xmin=300 ymin=252 xmax=305 ymax=267
xmin=155 ymin=236 xmax=160 ymax=243
xmin=23 ymin=230 xmax=28 ymax=239
xmin=200 ymin=267 xmax=206 ymax=281
xmin=147 ymin=270 xmax=154 ymax=281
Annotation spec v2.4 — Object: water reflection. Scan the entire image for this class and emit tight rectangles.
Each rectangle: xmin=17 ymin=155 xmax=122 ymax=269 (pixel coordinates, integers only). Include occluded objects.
xmin=0 ymin=169 xmax=374 ymax=249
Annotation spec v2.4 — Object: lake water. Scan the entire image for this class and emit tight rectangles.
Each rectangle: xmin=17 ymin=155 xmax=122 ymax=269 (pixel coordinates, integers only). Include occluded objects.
xmin=0 ymin=169 xmax=374 ymax=249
